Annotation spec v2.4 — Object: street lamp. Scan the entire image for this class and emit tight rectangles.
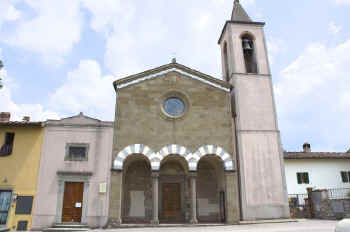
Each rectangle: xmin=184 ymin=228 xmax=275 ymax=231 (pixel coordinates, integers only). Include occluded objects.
xmin=0 ymin=60 xmax=3 ymax=89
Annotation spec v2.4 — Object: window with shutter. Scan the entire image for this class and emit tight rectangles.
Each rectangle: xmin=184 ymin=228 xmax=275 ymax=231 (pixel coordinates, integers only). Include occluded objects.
xmin=341 ymin=171 xmax=350 ymax=183
xmin=297 ymin=172 xmax=309 ymax=184
xmin=0 ymin=132 xmax=15 ymax=157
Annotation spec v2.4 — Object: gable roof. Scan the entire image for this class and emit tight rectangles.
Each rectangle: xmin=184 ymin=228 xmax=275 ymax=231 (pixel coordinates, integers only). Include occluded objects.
xmin=284 ymin=152 xmax=350 ymax=160
xmin=46 ymin=112 xmax=113 ymax=127
xmin=113 ymin=62 xmax=231 ymax=92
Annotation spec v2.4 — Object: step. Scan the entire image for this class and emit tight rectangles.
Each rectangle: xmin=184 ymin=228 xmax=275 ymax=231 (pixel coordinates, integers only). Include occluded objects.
xmin=43 ymin=228 xmax=89 ymax=232
xmin=43 ymin=224 xmax=89 ymax=232
xmin=53 ymin=223 xmax=88 ymax=228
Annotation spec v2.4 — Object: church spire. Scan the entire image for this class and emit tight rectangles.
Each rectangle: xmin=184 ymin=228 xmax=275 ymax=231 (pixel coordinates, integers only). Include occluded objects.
xmin=231 ymin=0 xmax=252 ymax=22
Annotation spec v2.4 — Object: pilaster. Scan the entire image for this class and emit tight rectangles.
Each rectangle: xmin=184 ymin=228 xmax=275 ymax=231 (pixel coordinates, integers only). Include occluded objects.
xmin=225 ymin=171 xmax=240 ymax=224
xmin=107 ymin=170 xmax=122 ymax=227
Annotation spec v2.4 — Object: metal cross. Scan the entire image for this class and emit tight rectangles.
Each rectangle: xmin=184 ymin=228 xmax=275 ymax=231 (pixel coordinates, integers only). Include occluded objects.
xmin=171 ymin=52 xmax=177 ymax=63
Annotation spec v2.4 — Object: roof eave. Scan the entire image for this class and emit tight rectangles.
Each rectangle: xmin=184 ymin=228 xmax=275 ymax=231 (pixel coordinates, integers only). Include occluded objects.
xmin=0 ymin=122 xmax=44 ymax=127
xmin=113 ymin=62 xmax=232 ymax=92
xmin=218 ymin=20 xmax=266 ymax=44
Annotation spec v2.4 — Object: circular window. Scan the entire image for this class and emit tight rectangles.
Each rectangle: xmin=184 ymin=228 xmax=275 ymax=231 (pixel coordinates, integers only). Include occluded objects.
xmin=163 ymin=97 xmax=185 ymax=117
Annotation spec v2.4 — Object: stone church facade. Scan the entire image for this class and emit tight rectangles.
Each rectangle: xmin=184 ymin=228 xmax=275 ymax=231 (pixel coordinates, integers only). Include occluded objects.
xmin=108 ymin=0 xmax=289 ymax=226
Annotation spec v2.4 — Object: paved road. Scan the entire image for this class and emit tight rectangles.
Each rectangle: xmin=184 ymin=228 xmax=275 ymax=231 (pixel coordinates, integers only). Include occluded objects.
xmin=93 ymin=220 xmax=337 ymax=232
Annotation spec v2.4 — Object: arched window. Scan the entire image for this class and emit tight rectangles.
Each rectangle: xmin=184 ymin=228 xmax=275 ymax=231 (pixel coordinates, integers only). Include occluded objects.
xmin=223 ymin=42 xmax=230 ymax=81
xmin=241 ymin=34 xmax=257 ymax=74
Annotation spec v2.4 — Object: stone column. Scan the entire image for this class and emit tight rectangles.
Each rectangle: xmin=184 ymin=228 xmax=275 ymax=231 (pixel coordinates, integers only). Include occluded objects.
xmin=151 ymin=172 xmax=160 ymax=225
xmin=189 ymin=172 xmax=198 ymax=224
xmin=107 ymin=170 xmax=123 ymax=227
xmin=225 ymin=171 xmax=240 ymax=224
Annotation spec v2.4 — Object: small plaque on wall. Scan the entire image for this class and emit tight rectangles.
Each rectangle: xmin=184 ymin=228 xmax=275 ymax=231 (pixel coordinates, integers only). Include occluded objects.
xmin=15 ymin=196 xmax=33 ymax=215
xmin=99 ymin=183 xmax=107 ymax=193
xmin=75 ymin=202 xmax=82 ymax=208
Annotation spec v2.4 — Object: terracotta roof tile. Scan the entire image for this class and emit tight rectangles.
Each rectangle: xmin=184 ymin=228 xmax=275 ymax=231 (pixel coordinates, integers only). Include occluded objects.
xmin=0 ymin=121 xmax=43 ymax=127
xmin=284 ymin=152 xmax=350 ymax=159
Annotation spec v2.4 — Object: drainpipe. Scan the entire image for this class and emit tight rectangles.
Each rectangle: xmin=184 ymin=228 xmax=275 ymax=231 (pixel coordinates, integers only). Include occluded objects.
xmin=231 ymin=87 xmax=243 ymax=221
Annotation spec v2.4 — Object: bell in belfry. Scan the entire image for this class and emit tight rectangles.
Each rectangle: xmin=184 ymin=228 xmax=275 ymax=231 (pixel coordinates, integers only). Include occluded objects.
xmin=242 ymin=39 xmax=252 ymax=51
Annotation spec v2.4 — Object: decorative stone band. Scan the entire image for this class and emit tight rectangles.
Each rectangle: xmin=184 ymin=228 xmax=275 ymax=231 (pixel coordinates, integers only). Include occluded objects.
xmin=116 ymin=68 xmax=230 ymax=92
xmin=113 ymin=144 xmax=234 ymax=171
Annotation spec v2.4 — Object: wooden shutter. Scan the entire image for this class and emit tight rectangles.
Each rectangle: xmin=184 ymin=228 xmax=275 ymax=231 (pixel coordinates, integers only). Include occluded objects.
xmin=297 ymin=173 xmax=302 ymax=184
xmin=304 ymin=173 xmax=310 ymax=184
xmin=341 ymin=172 xmax=349 ymax=183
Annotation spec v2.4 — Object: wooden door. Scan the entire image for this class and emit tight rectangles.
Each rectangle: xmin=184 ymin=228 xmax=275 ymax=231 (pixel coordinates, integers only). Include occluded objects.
xmin=162 ymin=183 xmax=181 ymax=219
xmin=62 ymin=182 xmax=84 ymax=223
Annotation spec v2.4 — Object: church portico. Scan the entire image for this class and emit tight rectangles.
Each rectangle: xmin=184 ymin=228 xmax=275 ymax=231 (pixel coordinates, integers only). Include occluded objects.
xmin=113 ymin=144 xmax=234 ymax=172
xmin=109 ymin=144 xmax=236 ymax=225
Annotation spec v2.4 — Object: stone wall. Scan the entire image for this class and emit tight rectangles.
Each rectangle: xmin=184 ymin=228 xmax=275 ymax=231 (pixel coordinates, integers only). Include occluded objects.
xmin=113 ymin=71 xmax=234 ymax=159
xmin=310 ymin=189 xmax=350 ymax=220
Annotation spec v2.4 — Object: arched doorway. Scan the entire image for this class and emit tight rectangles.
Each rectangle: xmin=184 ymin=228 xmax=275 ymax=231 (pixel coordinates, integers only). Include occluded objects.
xmin=197 ymin=155 xmax=225 ymax=223
xmin=159 ymin=155 xmax=190 ymax=223
xmin=122 ymin=154 xmax=152 ymax=223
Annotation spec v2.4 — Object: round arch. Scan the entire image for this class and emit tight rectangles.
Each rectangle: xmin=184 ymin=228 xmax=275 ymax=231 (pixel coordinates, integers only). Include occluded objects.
xmin=192 ymin=145 xmax=234 ymax=171
xmin=113 ymin=144 xmax=155 ymax=170
xmin=154 ymin=144 xmax=192 ymax=171
xmin=239 ymin=31 xmax=256 ymax=40
xmin=122 ymin=154 xmax=152 ymax=222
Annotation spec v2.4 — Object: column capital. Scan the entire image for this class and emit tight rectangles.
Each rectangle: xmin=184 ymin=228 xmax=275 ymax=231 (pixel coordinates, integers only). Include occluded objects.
xmin=189 ymin=172 xmax=197 ymax=178
xmin=224 ymin=170 xmax=236 ymax=176
xmin=151 ymin=171 xmax=160 ymax=178
xmin=111 ymin=169 xmax=123 ymax=173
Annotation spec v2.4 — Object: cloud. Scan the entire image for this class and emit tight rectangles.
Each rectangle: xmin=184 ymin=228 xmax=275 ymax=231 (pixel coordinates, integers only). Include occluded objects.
xmin=83 ymin=0 xmax=237 ymax=78
xmin=275 ymin=39 xmax=350 ymax=151
xmin=0 ymin=67 xmax=59 ymax=121
xmin=328 ymin=21 xmax=342 ymax=35
xmin=2 ymin=0 xmax=83 ymax=66
xmin=1 ymin=59 xmax=116 ymax=121
xmin=49 ymin=59 xmax=115 ymax=120
xmin=241 ymin=0 xmax=256 ymax=6
xmin=335 ymin=0 xmax=350 ymax=5
xmin=0 ymin=0 xmax=21 ymax=30
xmin=267 ymin=38 xmax=286 ymax=65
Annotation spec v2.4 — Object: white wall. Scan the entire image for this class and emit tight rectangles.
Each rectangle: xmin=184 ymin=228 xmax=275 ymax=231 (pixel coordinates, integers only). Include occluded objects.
xmin=285 ymin=159 xmax=350 ymax=194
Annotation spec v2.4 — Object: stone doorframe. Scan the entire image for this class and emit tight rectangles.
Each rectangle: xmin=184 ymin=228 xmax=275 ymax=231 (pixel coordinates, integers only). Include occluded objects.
xmin=56 ymin=171 xmax=92 ymax=224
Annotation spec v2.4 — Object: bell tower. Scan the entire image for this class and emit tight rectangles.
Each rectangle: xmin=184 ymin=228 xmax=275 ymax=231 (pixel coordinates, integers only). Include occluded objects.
xmin=219 ymin=0 xmax=290 ymax=220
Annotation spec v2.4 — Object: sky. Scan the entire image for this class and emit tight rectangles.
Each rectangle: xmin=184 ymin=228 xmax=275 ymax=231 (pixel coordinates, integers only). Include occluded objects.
xmin=0 ymin=0 xmax=350 ymax=152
